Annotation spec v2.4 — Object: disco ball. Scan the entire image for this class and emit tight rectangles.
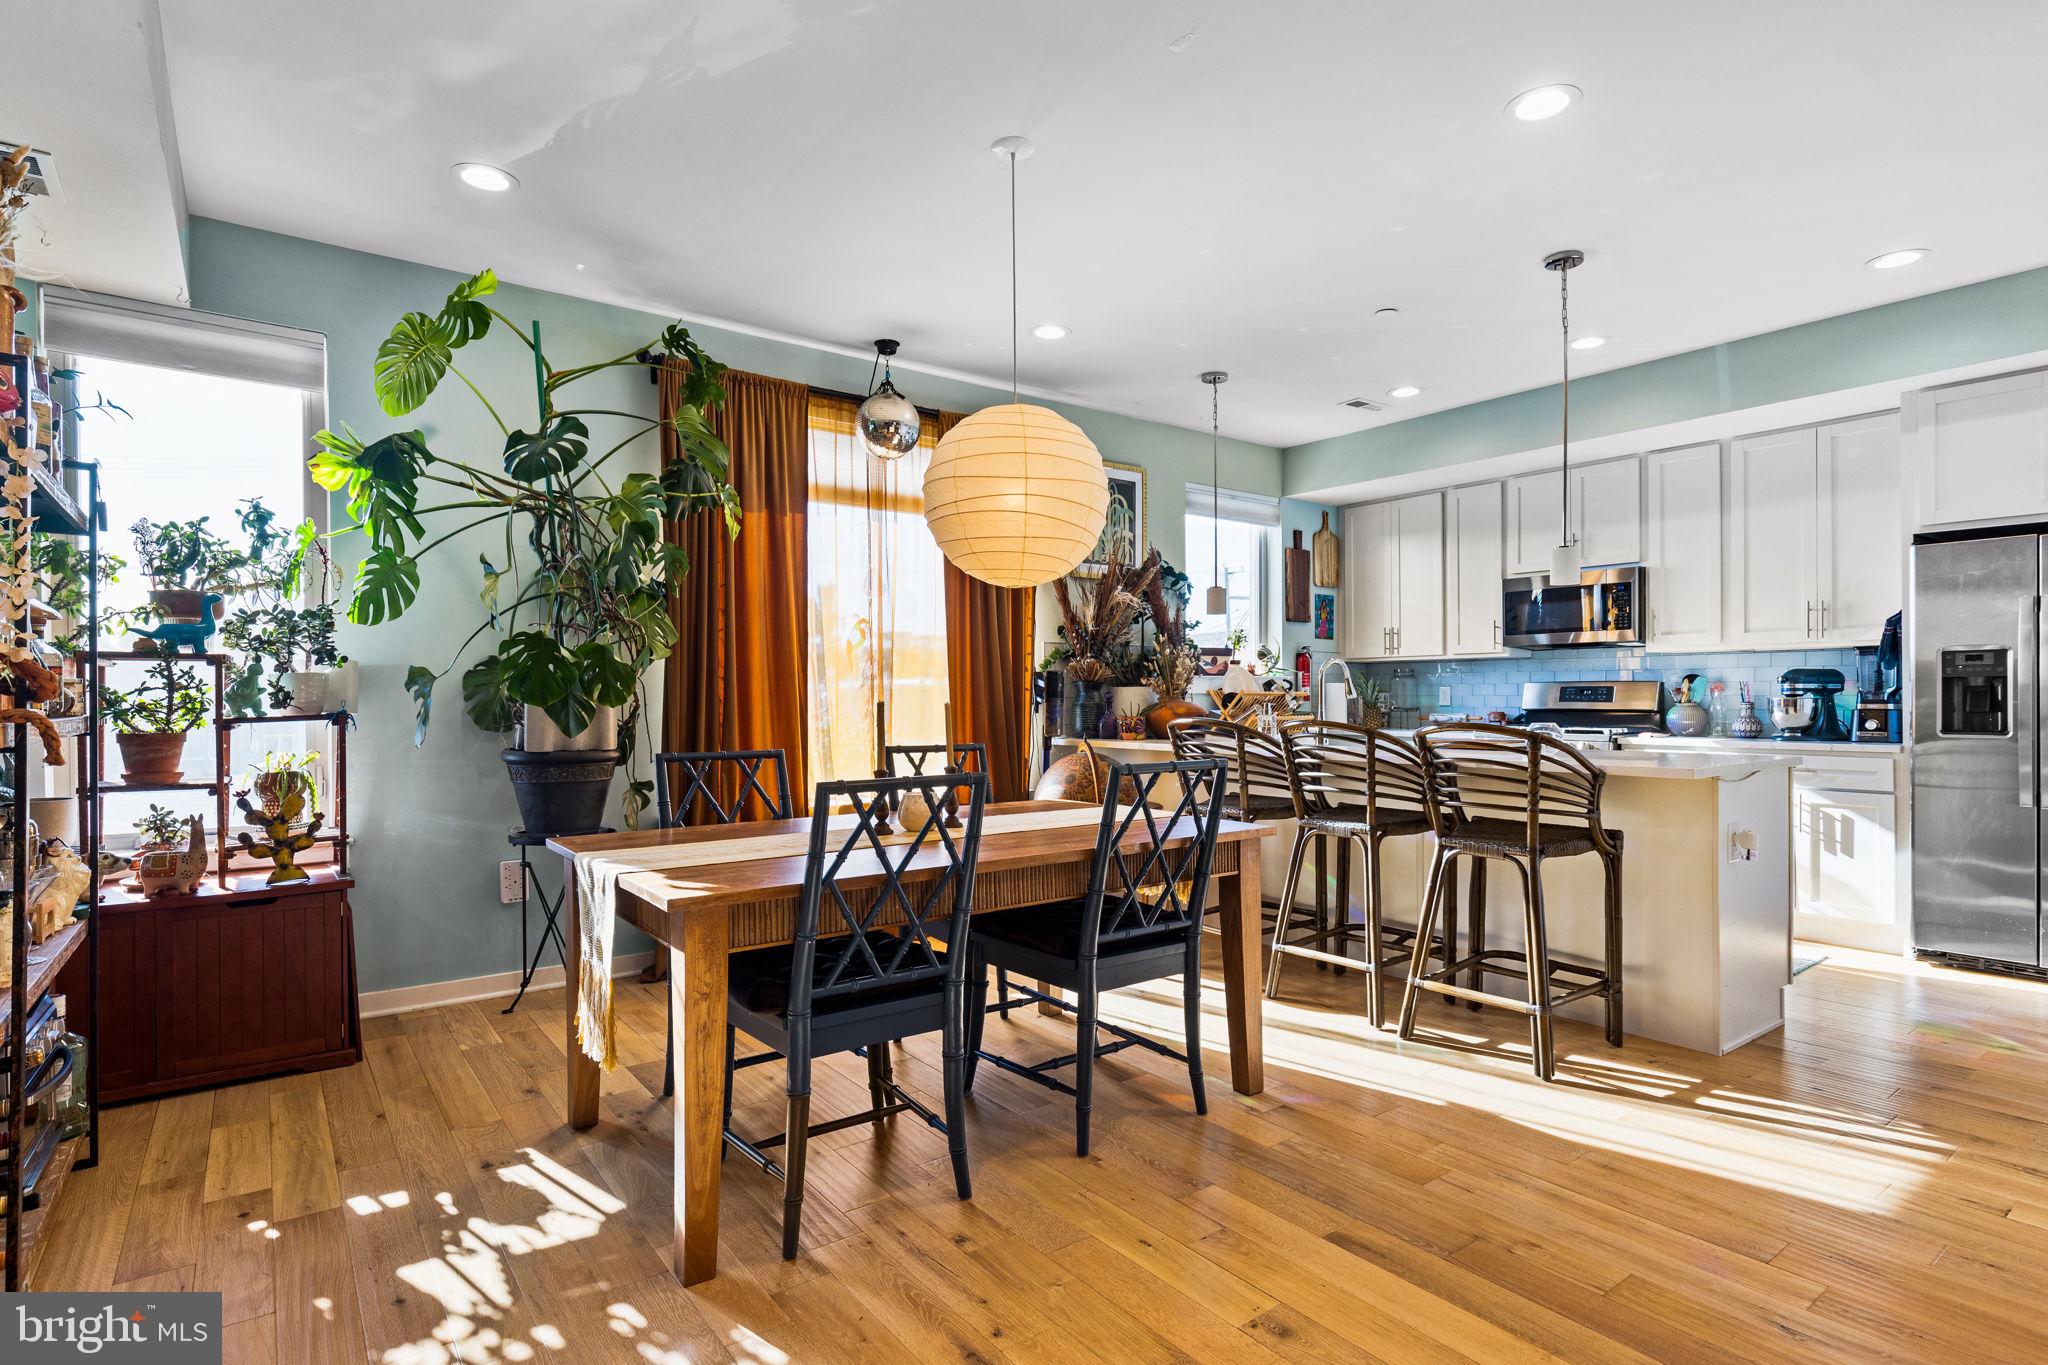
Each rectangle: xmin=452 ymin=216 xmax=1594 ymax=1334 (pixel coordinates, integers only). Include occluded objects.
xmin=859 ymin=379 xmax=921 ymax=460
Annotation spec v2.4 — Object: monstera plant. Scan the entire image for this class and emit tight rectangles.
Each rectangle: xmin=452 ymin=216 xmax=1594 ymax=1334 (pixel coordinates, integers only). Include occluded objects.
xmin=310 ymin=268 xmax=736 ymax=829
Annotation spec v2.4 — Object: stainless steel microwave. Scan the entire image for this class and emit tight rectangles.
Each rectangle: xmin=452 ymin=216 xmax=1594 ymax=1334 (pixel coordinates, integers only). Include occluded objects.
xmin=1503 ymin=566 xmax=1646 ymax=649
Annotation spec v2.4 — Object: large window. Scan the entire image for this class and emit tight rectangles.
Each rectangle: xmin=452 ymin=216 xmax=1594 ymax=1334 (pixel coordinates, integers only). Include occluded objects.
xmin=804 ymin=397 xmax=950 ymax=782
xmin=1184 ymin=487 xmax=1279 ymax=653
xmin=46 ymin=290 xmax=326 ymax=846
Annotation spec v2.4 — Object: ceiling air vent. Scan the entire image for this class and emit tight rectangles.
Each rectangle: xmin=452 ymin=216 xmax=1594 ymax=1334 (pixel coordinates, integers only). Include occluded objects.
xmin=0 ymin=143 xmax=56 ymax=197
xmin=1340 ymin=397 xmax=1384 ymax=412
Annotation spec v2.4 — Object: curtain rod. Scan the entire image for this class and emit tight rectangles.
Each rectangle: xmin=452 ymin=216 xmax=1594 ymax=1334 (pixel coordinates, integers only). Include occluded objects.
xmin=638 ymin=351 xmax=943 ymax=418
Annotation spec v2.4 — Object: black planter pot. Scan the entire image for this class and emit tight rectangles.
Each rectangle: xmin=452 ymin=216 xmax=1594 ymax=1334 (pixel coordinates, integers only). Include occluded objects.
xmin=501 ymin=748 xmax=621 ymax=837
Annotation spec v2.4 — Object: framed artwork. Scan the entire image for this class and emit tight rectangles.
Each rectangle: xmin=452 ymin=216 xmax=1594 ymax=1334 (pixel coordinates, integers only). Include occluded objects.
xmin=1078 ymin=460 xmax=1145 ymax=575
xmin=1313 ymin=592 xmax=1335 ymax=640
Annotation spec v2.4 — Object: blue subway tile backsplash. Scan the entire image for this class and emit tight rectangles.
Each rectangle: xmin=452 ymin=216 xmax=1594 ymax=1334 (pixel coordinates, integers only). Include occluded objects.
xmin=1353 ymin=646 xmax=1864 ymax=735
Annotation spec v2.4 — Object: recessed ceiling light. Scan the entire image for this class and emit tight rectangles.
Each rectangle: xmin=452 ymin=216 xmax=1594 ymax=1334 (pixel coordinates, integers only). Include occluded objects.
xmin=1032 ymin=323 xmax=1068 ymax=340
xmin=1570 ymin=335 xmax=1606 ymax=350
xmin=1865 ymin=248 xmax=1929 ymax=270
xmin=1506 ymin=84 xmax=1581 ymax=122
xmin=1387 ymin=385 xmax=1423 ymax=399
xmin=573 ymin=262 xmax=585 ymax=271
xmin=1374 ymin=307 xmax=1401 ymax=319
xmin=453 ymin=162 xmax=518 ymax=193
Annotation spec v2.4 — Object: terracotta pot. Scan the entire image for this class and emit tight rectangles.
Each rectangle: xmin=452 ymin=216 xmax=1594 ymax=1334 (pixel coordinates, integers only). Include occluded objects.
xmin=1143 ymin=698 xmax=1205 ymax=738
xmin=116 ymin=731 xmax=187 ymax=784
xmin=148 ymin=588 xmax=217 ymax=623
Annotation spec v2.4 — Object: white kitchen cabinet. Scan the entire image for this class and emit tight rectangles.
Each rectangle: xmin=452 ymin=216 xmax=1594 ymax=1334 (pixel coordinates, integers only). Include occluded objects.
xmin=1816 ymin=413 xmax=1903 ymax=642
xmin=1340 ymin=493 xmax=1442 ymax=658
xmin=1570 ymin=456 xmax=1642 ymax=567
xmin=1445 ymin=482 xmax=1506 ymax=655
xmin=1792 ymin=763 xmax=1901 ymax=954
xmin=1341 ymin=501 xmax=1393 ymax=658
xmin=1727 ymin=417 xmax=1902 ymax=649
xmin=1726 ymin=427 xmax=1821 ymax=647
xmin=1506 ymin=459 xmax=1639 ymax=574
xmin=1905 ymin=368 xmax=2048 ymax=531
xmin=1504 ymin=470 xmax=1563 ymax=576
xmin=1642 ymin=443 xmax=1722 ymax=649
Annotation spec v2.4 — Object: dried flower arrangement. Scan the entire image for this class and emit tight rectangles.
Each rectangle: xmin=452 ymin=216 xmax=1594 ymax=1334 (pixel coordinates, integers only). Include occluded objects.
xmin=1050 ymin=548 xmax=1161 ymax=684
xmin=1140 ymin=554 xmax=1198 ymax=701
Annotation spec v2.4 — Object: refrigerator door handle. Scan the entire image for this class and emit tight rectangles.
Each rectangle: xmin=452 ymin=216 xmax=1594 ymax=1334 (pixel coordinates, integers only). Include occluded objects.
xmin=2021 ymin=596 xmax=2039 ymax=809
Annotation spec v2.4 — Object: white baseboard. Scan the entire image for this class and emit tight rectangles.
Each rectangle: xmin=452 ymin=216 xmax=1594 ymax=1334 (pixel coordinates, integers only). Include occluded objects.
xmin=360 ymin=950 xmax=657 ymax=1019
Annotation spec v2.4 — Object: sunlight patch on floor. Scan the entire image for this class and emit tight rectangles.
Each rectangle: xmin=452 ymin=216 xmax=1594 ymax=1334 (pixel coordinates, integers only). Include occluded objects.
xmin=1090 ymin=964 xmax=1942 ymax=1213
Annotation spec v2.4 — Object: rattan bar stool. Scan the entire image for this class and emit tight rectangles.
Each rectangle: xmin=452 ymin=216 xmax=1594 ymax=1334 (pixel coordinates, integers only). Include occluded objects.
xmin=1268 ymin=720 xmax=1449 ymax=1027
xmin=1398 ymin=723 xmax=1624 ymax=1080
xmin=1169 ymin=716 xmax=1323 ymax=946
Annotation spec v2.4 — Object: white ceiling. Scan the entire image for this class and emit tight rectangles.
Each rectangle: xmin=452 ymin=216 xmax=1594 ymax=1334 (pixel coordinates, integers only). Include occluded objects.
xmin=1 ymin=0 xmax=188 ymax=306
xmin=62 ymin=2 xmax=2048 ymax=445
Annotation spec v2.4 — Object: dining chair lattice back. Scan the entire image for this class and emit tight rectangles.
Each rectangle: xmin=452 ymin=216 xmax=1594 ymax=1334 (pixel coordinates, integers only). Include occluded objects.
xmin=966 ymin=757 xmax=1227 ymax=1155
xmin=652 ymin=749 xmax=795 ymax=1098
xmin=724 ymin=769 xmax=990 ymax=1258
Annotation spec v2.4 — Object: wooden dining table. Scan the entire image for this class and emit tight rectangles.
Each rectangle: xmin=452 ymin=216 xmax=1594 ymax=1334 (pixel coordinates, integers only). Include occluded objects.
xmin=552 ymin=799 xmax=1274 ymax=1285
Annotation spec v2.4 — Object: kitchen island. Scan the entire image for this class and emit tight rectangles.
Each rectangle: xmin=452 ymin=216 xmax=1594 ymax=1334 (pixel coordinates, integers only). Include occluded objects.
xmin=1339 ymin=745 xmax=1797 ymax=1056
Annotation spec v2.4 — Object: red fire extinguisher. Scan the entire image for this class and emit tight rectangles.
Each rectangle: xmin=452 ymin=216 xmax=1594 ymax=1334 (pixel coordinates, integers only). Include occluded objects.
xmin=1294 ymin=646 xmax=1313 ymax=692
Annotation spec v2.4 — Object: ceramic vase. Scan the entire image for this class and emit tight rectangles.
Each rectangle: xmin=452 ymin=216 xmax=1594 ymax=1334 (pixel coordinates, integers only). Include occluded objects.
xmin=1730 ymin=700 xmax=1766 ymax=739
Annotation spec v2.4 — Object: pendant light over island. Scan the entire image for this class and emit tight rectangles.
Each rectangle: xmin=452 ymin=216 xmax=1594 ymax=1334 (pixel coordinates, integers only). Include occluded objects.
xmin=923 ymin=135 xmax=1109 ymax=589
xmin=1545 ymin=248 xmax=1585 ymax=586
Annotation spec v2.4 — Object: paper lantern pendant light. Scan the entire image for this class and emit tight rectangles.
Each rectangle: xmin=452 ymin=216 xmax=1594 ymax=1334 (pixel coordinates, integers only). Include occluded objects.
xmin=925 ymin=403 xmax=1109 ymax=587
xmin=924 ymin=135 xmax=1108 ymax=588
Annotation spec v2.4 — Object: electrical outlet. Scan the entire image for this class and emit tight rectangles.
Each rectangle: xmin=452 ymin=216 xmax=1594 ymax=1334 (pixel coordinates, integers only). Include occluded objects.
xmin=1437 ymin=685 xmax=1452 ymax=706
xmin=499 ymin=860 xmax=525 ymax=904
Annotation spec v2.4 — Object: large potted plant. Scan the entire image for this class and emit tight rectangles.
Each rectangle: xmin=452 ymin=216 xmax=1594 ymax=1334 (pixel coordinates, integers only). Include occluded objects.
xmin=1051 ymin=549 xmax=1159 ymax=740
xmin=310 ymin=268 xmax=736 ymax=833
xmin=129 ymin=515 xmax=247 ymax=622
xmin=101 ymin=651 xmax=210 ymax=784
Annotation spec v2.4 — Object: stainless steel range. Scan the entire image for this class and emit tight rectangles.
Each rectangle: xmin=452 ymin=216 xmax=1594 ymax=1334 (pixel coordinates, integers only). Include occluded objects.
xmin=1516 ymin=680 xmax=1667 ymax=749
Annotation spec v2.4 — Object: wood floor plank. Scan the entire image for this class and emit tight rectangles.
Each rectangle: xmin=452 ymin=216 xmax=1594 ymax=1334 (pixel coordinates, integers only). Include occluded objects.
xmin=28 ymin=944 xmax=2048 ymax=1363
xmin=269 ymin=1073 xmax=343 ymax=1222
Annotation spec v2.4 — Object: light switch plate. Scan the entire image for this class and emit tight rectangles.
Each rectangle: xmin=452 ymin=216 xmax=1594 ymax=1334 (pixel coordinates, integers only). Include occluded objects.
xmin=1438 ymin=685 xmax=1452 ymax=706
xmin=499 ymin=860 xmax=525 ymax=903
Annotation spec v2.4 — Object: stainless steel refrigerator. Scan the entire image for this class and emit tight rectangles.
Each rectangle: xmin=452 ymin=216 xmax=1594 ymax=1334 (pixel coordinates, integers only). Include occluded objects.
xmin=1912 ymin=531 xmax=2048 ymax=970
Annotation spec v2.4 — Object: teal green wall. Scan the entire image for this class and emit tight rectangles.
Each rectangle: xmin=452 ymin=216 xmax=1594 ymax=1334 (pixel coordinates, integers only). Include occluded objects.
xmin=1285 ymin=265 xmax=2048 ymax=495
xmin=13 ymin=275 xmax=37 ymax=342
xmin=1279 ymin=499 xmax=1340 ymax=687
xmin=184 ymin=218 xmax=1284 ymax=994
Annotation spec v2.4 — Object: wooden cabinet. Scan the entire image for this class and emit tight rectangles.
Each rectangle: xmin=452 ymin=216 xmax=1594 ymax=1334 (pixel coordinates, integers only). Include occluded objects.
xmin=1570 ymin=456 xmax=1642 ymax=567
xmin=1341 ymin=493 xmax=1442 ymax=658
xmin=1906 ymin=368 xmax=2048 ymax=531
xmin=1643 ymin=444 xmax=1723 ymax=649
xmin=1726 ymin=427 xmax=1822 ymax=647
xmin=1727 ymin=417 xmax=1901 ymax=648
xmin=1504 ymin=470 xmax=1563 ymax=576
xmin=1445 ymin=482 xmax=1505 ymax=655
xmin=1816 ymin=414 xmax=1903 ymax=642
xmin=58 ymin=878 xmax=360 ymax=1103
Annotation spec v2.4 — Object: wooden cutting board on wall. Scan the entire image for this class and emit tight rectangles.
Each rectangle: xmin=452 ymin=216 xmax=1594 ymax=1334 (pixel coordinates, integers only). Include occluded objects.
xmin=1284 ymin=530 xmax=1311 ymax=622
xmin=1312 ymin=511 xmax=1340 ymax=587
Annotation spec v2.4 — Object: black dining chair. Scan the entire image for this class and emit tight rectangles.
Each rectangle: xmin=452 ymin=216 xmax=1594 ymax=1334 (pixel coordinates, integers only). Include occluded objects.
xmin=722 ymin=769 xmax=990 ymax=1259
xmin=966 ymin=756 xmax=1227 ymax=1156
xmin=652 ymin=750 xmax=795 ymax=1098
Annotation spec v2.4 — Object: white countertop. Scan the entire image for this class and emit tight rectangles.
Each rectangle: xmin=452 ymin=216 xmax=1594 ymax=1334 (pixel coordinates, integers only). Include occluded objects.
xmin=1578 ymin=749 xmax=1798 ymax=780
xmin=1618 ymin=734 xmax=1903 ymax=757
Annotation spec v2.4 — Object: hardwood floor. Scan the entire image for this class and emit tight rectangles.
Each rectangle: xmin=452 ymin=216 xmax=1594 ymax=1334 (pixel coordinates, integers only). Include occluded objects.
xmin=30 ymin=941 xmax=2048 ymax=1362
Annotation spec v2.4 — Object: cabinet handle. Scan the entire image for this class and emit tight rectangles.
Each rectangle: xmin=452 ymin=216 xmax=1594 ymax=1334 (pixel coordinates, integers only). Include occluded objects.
xmin=1492 ymin=619 xmax=1501 ymax=648
xmin=1805 ymin=601 xmax=1814 ymax=638
xmin=1821 ymin=600 xmax=1831 ymax=635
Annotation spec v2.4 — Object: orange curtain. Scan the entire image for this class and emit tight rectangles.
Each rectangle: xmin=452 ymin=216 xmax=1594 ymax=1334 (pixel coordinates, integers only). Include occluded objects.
xmin=663 ymin=365 xmax=812 ymax=816
xmin=936 ymin=409 xmax=1036 ymax=801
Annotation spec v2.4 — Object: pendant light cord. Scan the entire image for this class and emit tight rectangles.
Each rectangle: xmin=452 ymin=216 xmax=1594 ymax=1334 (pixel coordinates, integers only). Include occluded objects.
xmin=1009 ymin=148 xmax=1019 ymax=404
xmin=1559 ymin=262 xmax=1571 ymax=543
xmin=1212 ymin=380 xmax=1221 ymax=583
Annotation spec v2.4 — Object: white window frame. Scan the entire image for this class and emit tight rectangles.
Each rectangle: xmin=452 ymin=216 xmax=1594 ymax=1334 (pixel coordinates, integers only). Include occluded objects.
xmin=1184 ymin=484 xmax=1280 ymax=654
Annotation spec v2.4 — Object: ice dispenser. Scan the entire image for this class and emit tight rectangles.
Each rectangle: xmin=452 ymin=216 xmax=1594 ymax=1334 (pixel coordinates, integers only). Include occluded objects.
xmin=1938 ymin=647 xmax=2009 ymax=736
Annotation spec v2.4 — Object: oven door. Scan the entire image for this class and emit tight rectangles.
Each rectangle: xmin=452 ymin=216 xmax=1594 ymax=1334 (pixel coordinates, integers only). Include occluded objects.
xmin=1503 ymin=567 xmax=1645 ymax=648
